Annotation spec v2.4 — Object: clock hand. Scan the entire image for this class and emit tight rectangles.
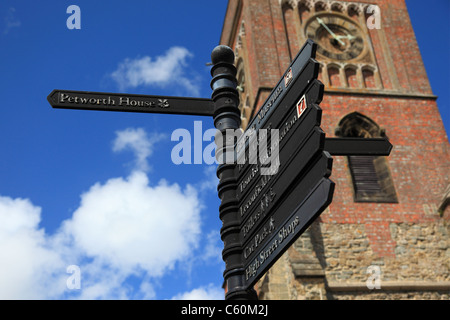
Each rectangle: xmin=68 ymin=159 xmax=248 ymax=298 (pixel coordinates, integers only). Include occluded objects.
xmin=316 ymin=17 xmax=345 ymax=46
xmin=336 ymin=34 xmax=356 ymax=41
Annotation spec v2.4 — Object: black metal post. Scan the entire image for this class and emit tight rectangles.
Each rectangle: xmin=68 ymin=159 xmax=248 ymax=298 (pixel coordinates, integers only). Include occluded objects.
xmin=210 ymin=45 xmax=258 ymax=300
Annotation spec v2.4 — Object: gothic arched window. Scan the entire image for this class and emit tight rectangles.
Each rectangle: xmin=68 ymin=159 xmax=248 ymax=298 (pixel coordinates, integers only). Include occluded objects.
xmin=336 ymin=112 xmax=398 ymax=203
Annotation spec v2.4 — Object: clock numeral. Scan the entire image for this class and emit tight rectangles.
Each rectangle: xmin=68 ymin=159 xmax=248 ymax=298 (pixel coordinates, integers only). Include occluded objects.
xmin=354 ymin=41 xmax=364 ymax=51
xmin=309 ymin=20 xmax=320 ymax=29
xmin=322 ymin=50 xmax=331 ymax=58
xmin=340 ymin=52 xmax=352 ymax=60
xmin=329 ymin=53 xmax=338 ymax=60
xmin=350 ymin=29 xmax=359 ymax=38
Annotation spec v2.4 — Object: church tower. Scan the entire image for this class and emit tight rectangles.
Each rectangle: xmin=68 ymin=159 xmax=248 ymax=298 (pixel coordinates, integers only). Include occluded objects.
xmin=220 ymin=0 xmax=449 ymax=299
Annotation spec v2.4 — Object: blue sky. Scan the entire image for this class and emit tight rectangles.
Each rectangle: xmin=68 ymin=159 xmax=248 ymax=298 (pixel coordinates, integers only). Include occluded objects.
xmin=0 ymin=1 xmax=448 ymax=300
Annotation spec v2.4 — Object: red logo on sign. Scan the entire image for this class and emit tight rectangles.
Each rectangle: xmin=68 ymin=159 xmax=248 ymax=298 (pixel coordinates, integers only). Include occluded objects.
xmin=296 ymin=95 xmax=307 ymax=118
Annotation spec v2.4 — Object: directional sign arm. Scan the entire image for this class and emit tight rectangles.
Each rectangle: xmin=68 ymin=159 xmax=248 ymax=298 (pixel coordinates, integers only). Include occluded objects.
xmin=243 ymin=40 xmax=317 ymax=133
xmin=305 ymin=79 xmax=324 ymax=106
xmin=47 ymin=90 xmax=214 ymax=116
xmin=324 ymin=137 xmax=393 ymax=156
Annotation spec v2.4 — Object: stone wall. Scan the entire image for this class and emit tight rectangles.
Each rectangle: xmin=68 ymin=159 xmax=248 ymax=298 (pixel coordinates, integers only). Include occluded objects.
xmin=256 ymin=218 xmax=450 ymax=300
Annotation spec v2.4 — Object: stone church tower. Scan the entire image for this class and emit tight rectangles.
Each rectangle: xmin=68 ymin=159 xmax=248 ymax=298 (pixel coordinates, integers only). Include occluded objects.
xmin=220 ymin=0 xmax=449 ymax=299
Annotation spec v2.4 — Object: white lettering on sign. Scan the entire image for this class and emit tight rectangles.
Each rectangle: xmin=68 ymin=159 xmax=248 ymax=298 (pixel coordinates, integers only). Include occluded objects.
xmin=245 ymin=216 xmax=300 ymax=281
xmin=58 ymin=93 xmax=171 ymax=109
xmin=255 ymin=85 xmax=283 ymax=126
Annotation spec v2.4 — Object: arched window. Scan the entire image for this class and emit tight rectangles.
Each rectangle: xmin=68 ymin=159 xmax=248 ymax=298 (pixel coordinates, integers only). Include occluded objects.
xmin=362 ymin=67 xmax=376 ymax=89
xmin=283 ymin=2 xmax=300 ymax=61
xmin=236 ymin=58 xmax=251 ymax=130
xmin=237 ymin=70 xmax=245 ymax=102
xmin=336 ymin=112 xmax=398 ymax=203
xmin=347 ymin=4 xmax=361 ymax=18
xmin=328 ymin=65 xmax=342 ymax=87
xmin=345 ymin=66 xmax=358 ymax=88
xmin=331 ymin=2 xmax=345 ymax=13
xmin=314 ymin=1 xmax=327 ymax=12
xmin=298 ymin=1 xmax=311 ymax=25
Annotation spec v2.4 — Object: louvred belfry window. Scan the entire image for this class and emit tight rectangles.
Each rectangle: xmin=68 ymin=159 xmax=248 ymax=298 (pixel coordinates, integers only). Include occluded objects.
xmin=336 ymin=112 xmax=398 ymax=203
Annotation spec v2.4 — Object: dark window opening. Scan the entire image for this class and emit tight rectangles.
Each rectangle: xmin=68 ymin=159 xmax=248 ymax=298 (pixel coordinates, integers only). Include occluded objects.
xmin=337 ymin=112 xmax=398 ymax=203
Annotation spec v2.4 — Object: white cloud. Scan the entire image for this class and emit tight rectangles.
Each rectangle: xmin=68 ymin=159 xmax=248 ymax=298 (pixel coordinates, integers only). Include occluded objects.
xmin=0 ymin=127 xmax=222 ymax=299
xmin=110 ymin=47 xmax=200 ymax=96
xmin=172 ymin=284 xmax=224 ymax=300
xmin=139 ymin=280 xmax=156 ymax=300
xmin=201 ymin=230 xmax=222 ymax=264
xmin=70 ymin=264 xmax=130 ymax=300
xmin=63 ymin=171 xmax=202 ymax=276
xmin=0 ymin=172 xmax=203 ymax=299
xmin=197 ymin=165 xmax=219 ymax=193
xmin=3 ymin=7 xmax=21 ymax=35
xmin=113 ymin=128 xmax=165 ymax=172
xmin=0 ymin=196 xmax=66 ymax=299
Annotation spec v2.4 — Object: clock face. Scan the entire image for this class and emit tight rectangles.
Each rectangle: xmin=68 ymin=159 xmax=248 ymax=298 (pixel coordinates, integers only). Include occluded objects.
xmin=305 ymin=14 xmax=364 ymax=61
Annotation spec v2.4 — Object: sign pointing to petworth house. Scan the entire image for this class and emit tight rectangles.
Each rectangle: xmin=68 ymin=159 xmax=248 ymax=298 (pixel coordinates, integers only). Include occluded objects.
xmin=47 ymin=89 xmax=214 ymax=116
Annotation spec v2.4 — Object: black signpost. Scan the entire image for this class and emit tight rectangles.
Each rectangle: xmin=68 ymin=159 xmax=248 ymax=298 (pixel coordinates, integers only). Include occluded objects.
xmin=226 ymin=40 xmax=335 ymax=293
xmin=48 ymin=39 xmax=392 ymax=300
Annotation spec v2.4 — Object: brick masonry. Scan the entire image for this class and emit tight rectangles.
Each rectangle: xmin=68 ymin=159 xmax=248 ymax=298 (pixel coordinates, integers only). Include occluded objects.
xmin=220 ymin=0 xmax=450 ymax=299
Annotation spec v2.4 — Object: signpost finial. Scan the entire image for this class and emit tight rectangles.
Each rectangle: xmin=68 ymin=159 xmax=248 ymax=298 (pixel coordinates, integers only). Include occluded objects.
xmin=211 ymin=45 xmax=235 ymax=65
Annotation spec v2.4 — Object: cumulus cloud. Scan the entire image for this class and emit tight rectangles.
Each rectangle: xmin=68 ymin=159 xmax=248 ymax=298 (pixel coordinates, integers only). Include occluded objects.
xmin=0 ymin=196 xmax=66 ymax=299
xmin=172 ymin=284 xmax=224 ymax=300
xmin=110 ymin=47 xmax=200 ymax=96
xmin=57 ymin=155 xmax=203 ymax=299
xmin=0 ymin=174 xmax=203 ymax=299
xmin=113 ymin=128 xmax=165 ymax=172
xmin=197 ymin=165 xmax=219 ymax=193
xmin=0 ymin=127 xmax=223 ymax=299
xmin=63 ymin=171 xmax=201 ymax=276
xmin=201 ymin=230 xmax=222 ymax=264
xmin=3 ymin=7 xmax=21 ymax=35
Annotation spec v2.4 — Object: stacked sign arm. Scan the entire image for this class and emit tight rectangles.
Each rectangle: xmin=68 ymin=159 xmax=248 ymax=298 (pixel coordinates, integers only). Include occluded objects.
xmin=235 ymin=41 xmax=335 ymax=289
